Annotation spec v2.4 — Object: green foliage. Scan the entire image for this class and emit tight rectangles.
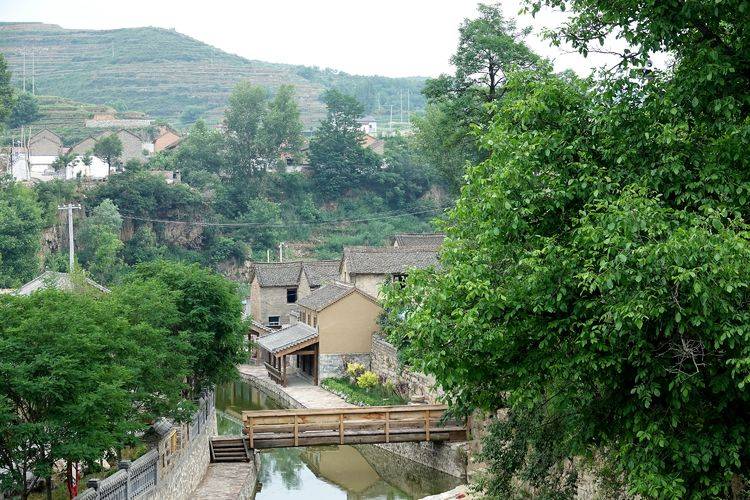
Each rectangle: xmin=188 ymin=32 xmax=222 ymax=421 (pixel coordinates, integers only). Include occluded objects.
xmin=356 ymin=371 xmax=379 ymax=389
xmin=309 ymin=90 xmax=381 ymax=198
xmin=384 ymin=0 xmax=750 ymax=491
xmin=0 ymin=179 xmax=44 ymax=287
xmin=0 ymin=55 xmax=12 ymax=128
xmin=415 ymin=3 xmax=543 ymax=193
xmin=77 ymin=199 xmax=125 ymax=284
xmin=321 ymin=377 xmax=406 ymax=407
xmin=0 ymin=287 xmax=191 ymax=498
xmin=8 ymin=92 xmax=41 ymax=128
xmin=92 ymin=133 xmax=123 ymax=169
xmin=346 ymin=362 xmax=366 ymax=380
xmin=127 ymin=260 xmax=246 ymax=395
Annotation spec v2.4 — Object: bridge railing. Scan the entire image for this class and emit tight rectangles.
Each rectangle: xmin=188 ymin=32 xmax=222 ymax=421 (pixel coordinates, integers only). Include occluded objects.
xmin=242 ymin=405 xmax=466 ymax=448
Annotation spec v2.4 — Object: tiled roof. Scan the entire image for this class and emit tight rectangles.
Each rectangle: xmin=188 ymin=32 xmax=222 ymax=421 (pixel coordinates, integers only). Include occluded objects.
xmin=256 ymin=322 xmax=318 ymax=354
xmin=342 ymin=246 xmax=440 ymax=275
xmin=392 ymin=233 xmax=445 ymax=249
xmin=15 ymin=271 xmax=110 ymax=295
xmin=297 ymin=283 xmax=357 ymax=311
xmin=251 ymin=262 xmax=303 ymax=287
xmin=302 ymin=260 xmax=340 ymax=287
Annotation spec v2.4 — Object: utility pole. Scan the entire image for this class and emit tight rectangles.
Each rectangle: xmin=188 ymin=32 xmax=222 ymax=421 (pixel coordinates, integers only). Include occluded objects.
xmin=31 ymin=50 xmax=35 ymax=95
xmin=22 ymin=51 xmax=26 ymax=92
xmin=399 ymin=90 xmax=403 ymax=124
xmin=58 ymin=204 xmax=81 ymax=272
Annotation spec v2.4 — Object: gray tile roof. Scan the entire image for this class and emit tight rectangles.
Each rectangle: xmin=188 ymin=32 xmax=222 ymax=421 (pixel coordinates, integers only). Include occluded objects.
xmin=302 ymin=260 xmax=340 ymax=287
xmin=297 ymin=283 xmax=356 ymax=311
xmin=342 ymin=246 xmax=440 ymax=275
xmin=16 ymin=271 xmax=110 ymax=295
xmin=251 ymin=262 xmax=303 ymax=287
xmin=256 ymin=322 xmax=318 ymax=354
xmin=392 ymin=233 xmax=445 ymax=249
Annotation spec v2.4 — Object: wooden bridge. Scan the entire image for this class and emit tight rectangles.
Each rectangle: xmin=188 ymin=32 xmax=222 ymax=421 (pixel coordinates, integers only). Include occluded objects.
xmin=241 ymin=405 xmax=466 ymax=449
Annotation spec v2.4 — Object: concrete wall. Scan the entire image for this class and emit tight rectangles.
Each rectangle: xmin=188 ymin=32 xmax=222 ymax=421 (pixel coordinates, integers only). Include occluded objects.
xmin=371 ymin=335 xmax=443 ymax=404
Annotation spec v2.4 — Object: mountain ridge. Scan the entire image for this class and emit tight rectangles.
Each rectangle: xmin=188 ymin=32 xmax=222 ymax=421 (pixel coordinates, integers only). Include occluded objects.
xmin=0 ymin=22 xmax=426 ymax=129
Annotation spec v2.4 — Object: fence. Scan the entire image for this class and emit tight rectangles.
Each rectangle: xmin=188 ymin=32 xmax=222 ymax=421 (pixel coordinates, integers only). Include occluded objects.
xmin=74 ymin=390 xmax=215 ymax=500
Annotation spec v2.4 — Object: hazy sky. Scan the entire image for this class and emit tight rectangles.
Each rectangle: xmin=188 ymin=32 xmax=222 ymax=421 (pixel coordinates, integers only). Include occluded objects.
xmin=0 ymin=0 xmax=622 ymax=77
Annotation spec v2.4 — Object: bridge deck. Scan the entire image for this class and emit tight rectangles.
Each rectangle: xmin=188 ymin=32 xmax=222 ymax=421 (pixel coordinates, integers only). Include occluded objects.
xmin=242 ymin=405 xmax=466 ymax=449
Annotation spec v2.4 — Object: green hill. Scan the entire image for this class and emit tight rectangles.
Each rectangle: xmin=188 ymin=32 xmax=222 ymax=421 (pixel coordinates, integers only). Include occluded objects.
xmin=0 ymin=22 xmax=426 ymax=130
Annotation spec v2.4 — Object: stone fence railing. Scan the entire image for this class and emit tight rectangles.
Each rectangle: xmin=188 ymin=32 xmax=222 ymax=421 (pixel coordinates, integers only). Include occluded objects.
xmin=75 ymin=390 xmax=215 ymax=500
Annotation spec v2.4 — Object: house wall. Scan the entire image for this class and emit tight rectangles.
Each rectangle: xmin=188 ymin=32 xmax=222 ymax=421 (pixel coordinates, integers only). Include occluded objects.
xmin=351 ymin=273 xmax=387 ymax=298
xmin=116 ymin=130 xmax=149 ymax=163
xmin=70 ymin=137 xmax=97 ymax=155
xmin=251 ymin=284 xmax=297 ymax=326
xmin=318 ymin=291 xmax=381 ymax=355
xmin=29 ymin=137 xmax=62 ymax=156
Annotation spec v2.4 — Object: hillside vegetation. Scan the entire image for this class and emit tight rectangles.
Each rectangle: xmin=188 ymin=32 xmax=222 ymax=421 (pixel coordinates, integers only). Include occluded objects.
xmin=0 ymin=23 xmax=425 ymax=129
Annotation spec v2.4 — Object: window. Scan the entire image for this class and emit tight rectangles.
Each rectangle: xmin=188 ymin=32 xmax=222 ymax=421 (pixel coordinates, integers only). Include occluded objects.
xmin=287 ymin=287 xmax=298 ymax=303
xmin=313 ymin=315 xmax=317 ymax=328
xmin=268 ymin=316 xmax=280 ymax=326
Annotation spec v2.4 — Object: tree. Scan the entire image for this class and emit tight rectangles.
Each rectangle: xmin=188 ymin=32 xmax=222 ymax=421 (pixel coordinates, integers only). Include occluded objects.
xmin=127 ymin=260 xmax=247 ymax=396
xmin=0 ymin=179 xmax=44 ymax=287
xmin=123 ymin=225 xmax=164 ymax=265
xmin=0 ymin=55 xmax=13 ymax=128
xmin=0 ymin=286 xmax=190 ymax=499
xmin=308 ymin=89 xmax=380 ymax=198
xmin=77 ymin=199 xmax=125 ymax=284
xmin=92 ymin=134 xmax=123 ymax=173
xmin=224 ymin=83 xmax=304 ymax=176
xmin=383 ymin=0 xmax=750 ymax=496
xmin=414 ymin=3 xmax=542 ymax=193
xmin=8 ymin=93 xmax=41 ymax=128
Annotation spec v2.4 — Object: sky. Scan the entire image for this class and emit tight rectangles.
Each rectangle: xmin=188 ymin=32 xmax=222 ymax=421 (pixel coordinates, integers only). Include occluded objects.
xmin=0 ymin=0 xmax=626 ymax=77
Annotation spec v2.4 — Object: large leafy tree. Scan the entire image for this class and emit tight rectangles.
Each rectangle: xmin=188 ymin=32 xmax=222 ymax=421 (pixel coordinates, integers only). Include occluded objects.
xmin=77 ymin=199 xmax=125 ymax=284
xmin=0 ymin=286 xmax=190 ymax=499
xmin=0 ymin=55 xmax=13 ymax=127
xmin=309 ymin=89 xmax=380 ymax=198
xmin=8 ymin=92 xmax=41 ymax=128
xmin=92 ymin=134 xmax=123 ymax=172
xmin=224 ymin=83 xmax=303 ymax=177
xmin=0 ymin=180 xmax=44 ymax=287
xmin=128 ymin=260 xmax=247 ymax=396
xmin=415 ymin=3 xmax=542 ymax=193
xmin=383 ymin=0 xmax=750 ymax=497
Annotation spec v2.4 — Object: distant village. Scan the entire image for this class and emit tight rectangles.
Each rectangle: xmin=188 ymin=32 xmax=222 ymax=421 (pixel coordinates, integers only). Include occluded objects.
xmin=2 ymin=112 xmax=384 ymax=183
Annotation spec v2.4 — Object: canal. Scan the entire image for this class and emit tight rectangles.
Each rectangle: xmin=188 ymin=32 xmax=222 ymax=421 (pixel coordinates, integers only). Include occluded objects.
xmin=215 ymin=380 xmax=463 ymax=499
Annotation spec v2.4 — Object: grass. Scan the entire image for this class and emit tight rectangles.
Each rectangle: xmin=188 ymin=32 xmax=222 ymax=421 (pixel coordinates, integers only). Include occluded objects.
xmin=321 ymin=377 xmax=407 ymax=407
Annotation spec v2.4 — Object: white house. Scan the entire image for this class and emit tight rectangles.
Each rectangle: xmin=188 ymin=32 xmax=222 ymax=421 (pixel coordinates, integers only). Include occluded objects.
xmin=357 ymin=115 xmax=377 ymax=135
xmin=63 ymin=155 xmax=110 ymax=180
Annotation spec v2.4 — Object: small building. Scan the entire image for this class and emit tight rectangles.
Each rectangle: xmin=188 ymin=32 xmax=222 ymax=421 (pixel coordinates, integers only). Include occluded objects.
xmin=14 ymin=271 xmax=110 ymax=295
xmin=361 ymin=134 xmax=385 ymax=155
xmin=357 ymin=116 xmax=377 ymax=135
xmin=63 ymin=155 xmax=110 ymax=180
xmin=154 ymin=125 xmax=181 ymax=152
xmin=28 ymin=129 xmax=64 ymax=156
xmin=391 ymin=232 xmax=445 ymax=249
xmin=339 ymin=246 xmax=440 ymax=298
xmin=257 ymin=283 xmax=382 ymax=385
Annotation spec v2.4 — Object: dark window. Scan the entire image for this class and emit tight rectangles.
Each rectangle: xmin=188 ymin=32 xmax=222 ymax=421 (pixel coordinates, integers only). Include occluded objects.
xmin=287 ymin=287 xmax=298 ymax=303
xmin=286 ymin=157 xmax=294 ymax=166
xmin=268 ymin=316 xmax=280 ymax=326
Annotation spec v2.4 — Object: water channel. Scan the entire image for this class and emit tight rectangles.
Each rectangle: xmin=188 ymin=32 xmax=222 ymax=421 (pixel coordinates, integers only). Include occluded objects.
xmin=215 ymin=379 xmax=463 ymax=499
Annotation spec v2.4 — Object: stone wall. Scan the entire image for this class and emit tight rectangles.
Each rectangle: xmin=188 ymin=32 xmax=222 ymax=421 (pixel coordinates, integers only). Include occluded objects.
xmin=318 ymin=353 xmax=371 ymax=380
xmin=371 ymin=335 xmax=442 ymax=404
xmin=145 ymin=411 xmax=217 ymax=500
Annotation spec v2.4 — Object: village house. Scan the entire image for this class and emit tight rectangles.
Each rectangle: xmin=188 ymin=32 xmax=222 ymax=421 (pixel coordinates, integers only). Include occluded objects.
xmin=339 ymin=245 xmax=440 ymax=298
xmin=10 ymin=271 xmax=110 ymax=295
xmin=10 ymin=128 xmax=64 ymax=181
xmin=257 ymin=282 xmax=382 ymax=385
xmin=248 ymin=260 xmax=340 ymax=330
xmin=361 ymin=133 xmax=385 ymax=155
xmin=154 ymin=125 xmax=181 ymax=152
xmin=391 ymin=232 xmax=445 ymax=249
xmin=357 ymin=115 xmax=377 ymax=135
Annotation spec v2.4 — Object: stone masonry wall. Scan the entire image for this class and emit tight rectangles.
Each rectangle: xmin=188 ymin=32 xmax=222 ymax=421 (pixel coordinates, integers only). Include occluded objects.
xmin=319 ymin=353 xmax=371 ymax=380
xmin=145 ymin=411 xmax=217 ymax=500
xmin=371 ymin=335 xmax=442 ymax=404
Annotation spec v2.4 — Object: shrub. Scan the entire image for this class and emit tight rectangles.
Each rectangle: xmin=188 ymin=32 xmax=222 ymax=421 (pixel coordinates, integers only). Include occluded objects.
xmin=346 ymin=362 xmax=365 ymax=381
xmin=356 ymin=371 xmax=379 ymax=389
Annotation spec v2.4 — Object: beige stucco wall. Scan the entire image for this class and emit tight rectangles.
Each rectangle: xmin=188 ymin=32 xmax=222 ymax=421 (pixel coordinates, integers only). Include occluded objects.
xmin=351 ymin=273 xmax=387 ymax=298
xmin=317 ymin=292 xmax=382 ymax=354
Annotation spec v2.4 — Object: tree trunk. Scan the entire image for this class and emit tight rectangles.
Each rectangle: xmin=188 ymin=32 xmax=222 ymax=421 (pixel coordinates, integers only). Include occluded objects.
xmin=46 ymin=476 xmax=53 ymax=500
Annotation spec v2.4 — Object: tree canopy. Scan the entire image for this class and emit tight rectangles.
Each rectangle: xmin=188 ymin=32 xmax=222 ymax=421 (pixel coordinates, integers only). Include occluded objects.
xmin=383 ymin=0 xmax=750 ymax=497
xmin=0 ymin=180 xmax=44 ymax=287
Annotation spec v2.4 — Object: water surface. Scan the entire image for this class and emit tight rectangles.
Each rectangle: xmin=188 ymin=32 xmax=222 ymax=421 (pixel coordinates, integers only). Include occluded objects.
xmin=215 ymin=379 xmax=463 ymax=499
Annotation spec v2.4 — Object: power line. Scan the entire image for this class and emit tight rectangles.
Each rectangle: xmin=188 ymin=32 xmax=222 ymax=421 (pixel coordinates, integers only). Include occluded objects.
xmin=119 ymin=206 xmax=449 ymax=228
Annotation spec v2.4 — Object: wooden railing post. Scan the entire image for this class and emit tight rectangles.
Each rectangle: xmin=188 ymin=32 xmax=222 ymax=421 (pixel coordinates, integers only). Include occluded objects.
xmin=339 ymin=413 xmax=344 ymax=444
xmin=425 ymin=409 xmax=430 ymax=441
xmin=293 ymin=415 xmax=299 ymax=447
xmin=248 ymin=417 xmax=254 ymax=449
xmin=385 ymin=411 xmax=390 ymax=443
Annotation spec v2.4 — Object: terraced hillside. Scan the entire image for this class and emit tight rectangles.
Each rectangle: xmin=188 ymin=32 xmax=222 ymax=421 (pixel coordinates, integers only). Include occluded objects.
xmin=0 ymin=22 xmax=426 ymax=130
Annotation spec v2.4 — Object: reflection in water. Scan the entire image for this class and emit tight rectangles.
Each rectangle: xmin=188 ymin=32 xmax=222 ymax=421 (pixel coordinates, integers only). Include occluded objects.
xmin=215 ymin=379 xmax=463 ymax=499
